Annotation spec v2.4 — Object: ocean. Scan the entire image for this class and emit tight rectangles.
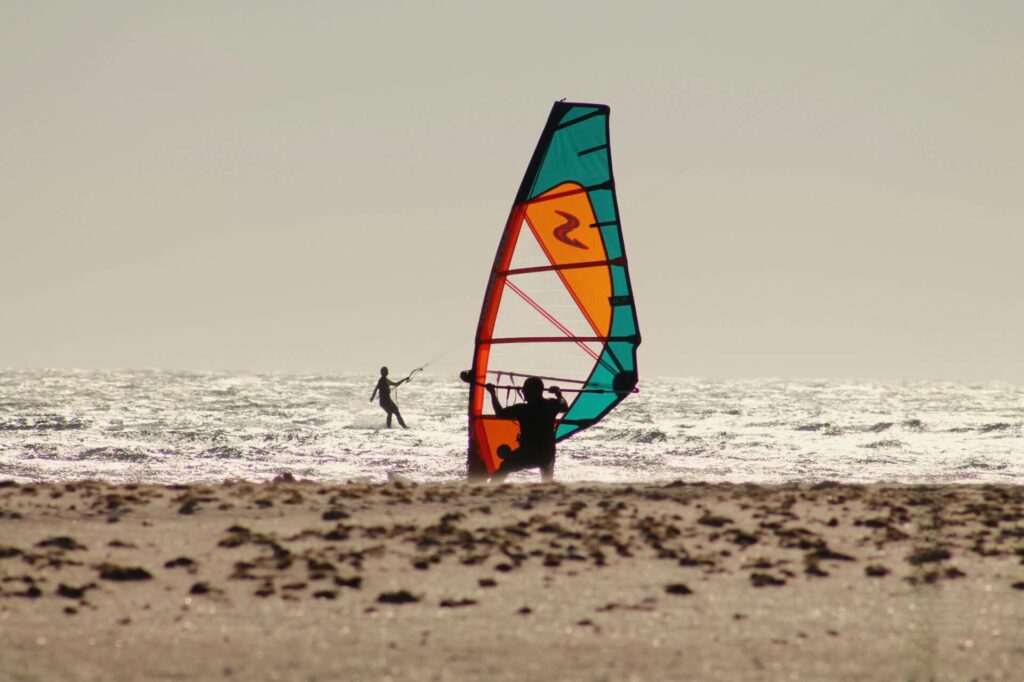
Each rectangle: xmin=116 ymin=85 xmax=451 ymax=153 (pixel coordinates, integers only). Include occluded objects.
xmin=1 ymin=370 xmax=1021 ymax=485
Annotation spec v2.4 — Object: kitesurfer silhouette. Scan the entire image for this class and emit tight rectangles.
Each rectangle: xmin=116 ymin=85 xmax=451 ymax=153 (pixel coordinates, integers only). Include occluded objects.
xmin=486 ymin=376 xmax=568 ymax=483
xmin=370 ymin=366 xmax=408 ymax=428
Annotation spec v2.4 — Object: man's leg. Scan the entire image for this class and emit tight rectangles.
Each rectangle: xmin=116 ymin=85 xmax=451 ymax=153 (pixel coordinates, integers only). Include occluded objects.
xmin=383 ymin=399 xmax=405 ymax=429
xmin=489 ymin=448 xmax=541 ymax=483
xmin=490 ymin=460 xmax=521 ymax=483
xmin=540 ymin=458 xmax=555 ymax=483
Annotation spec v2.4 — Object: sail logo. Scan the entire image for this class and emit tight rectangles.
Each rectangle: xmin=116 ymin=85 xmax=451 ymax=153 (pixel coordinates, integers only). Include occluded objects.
xmin=552 ymin=210 xmax=587 ymax=249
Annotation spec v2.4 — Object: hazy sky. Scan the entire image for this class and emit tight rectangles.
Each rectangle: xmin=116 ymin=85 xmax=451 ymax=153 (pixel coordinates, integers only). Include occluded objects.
xmin=2 ymin=1 xmax=1022 ymax=382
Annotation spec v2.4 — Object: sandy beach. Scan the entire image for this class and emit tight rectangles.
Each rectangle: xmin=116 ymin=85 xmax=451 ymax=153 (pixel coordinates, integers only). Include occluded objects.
xmin=1 ymin=478 xmax=1023 ymax=681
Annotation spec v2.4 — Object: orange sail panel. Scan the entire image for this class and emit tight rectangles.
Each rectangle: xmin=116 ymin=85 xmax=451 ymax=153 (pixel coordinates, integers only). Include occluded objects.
xmin=524 ymin=183 xmax=612 ymax=337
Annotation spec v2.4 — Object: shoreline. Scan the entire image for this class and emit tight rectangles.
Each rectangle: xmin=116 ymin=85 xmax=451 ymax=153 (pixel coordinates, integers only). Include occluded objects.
xmin=2 ymin=479 xmax=1023 ymax=680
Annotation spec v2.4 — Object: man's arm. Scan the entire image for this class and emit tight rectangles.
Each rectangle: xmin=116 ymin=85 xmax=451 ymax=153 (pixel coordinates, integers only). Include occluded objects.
xmin=550 ymin=386 xmax=569 ymax=413
xmin=370 ymin=383 xmax=378 ymax=402
xmin=486 ymin=383 xmax=508 ymax=417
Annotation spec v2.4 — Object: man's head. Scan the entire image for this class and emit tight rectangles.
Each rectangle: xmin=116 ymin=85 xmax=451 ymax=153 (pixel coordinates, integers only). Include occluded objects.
xmin=522 ymin=376 xmax=544 ymax=402
xmin=380 ymin=366 xmax=389 ymax=377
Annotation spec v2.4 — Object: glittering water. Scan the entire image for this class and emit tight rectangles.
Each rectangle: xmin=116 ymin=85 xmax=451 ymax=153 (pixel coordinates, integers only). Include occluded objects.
xmin=0 ymin=370 xmax=1021 ymax=484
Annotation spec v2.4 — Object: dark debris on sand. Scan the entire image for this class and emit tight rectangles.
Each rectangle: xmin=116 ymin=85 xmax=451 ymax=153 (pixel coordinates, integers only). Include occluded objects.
xmin=4 ymin=480 xmax=1024 ymax=613
xmin=377 ymin=590 xmax=419 ymax=604
xmin=750 ymin=573 xmax=787 ymax=587
xmin=439 ymin=598 xmax=478 ymax=608
xmin=56 ymin=583 xmax=96 ymax=599
xmin=37 ymin=536 xmax=87 ymax=551
xmin=97 ymin=564 xmax=152 ymax=581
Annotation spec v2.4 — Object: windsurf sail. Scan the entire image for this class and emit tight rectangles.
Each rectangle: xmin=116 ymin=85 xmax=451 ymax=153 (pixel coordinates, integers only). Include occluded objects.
xmin=466 ymin=101 xmax=641 ymax=479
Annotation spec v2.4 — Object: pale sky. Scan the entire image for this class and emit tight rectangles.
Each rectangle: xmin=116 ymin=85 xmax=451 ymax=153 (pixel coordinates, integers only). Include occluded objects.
xmin=2 ymin=1 xmax=1022 ymax=382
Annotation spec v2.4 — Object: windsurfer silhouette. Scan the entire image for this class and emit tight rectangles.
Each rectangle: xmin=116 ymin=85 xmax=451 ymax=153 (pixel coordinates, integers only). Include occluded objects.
xmin=370 ymin=366 xmax=409 ymax=429
xmin=486 ymin=376 xmax=568 ymax=483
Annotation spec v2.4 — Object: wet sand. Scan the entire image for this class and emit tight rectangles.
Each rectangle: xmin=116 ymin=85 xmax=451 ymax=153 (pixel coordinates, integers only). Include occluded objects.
xmin=2 ymin=478 xmax=1023 ymax=681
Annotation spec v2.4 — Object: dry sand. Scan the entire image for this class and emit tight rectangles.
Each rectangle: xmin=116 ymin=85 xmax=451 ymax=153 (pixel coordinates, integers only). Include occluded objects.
xmin=1 ymin=478 xmax=1023 ymax=681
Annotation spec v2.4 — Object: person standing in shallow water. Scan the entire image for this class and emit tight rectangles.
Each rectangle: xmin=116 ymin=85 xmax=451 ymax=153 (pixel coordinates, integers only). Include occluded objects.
xmin=487 ymin=376 xmax=568 ymax=483
xmin=370 ymin=367 xmax=409 ymax=428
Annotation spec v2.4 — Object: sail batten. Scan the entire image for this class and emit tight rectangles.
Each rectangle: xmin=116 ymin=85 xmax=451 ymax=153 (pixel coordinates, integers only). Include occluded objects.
xmin=500 ymin=257 xmax=625 ymax=276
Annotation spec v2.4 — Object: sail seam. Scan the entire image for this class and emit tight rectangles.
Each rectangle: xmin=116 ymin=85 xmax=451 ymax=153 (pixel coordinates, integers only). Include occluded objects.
xmin=555 ymin=109 xmax=604 ymax=130
xmin=528 ymin=180 xmax=614 ymax=204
